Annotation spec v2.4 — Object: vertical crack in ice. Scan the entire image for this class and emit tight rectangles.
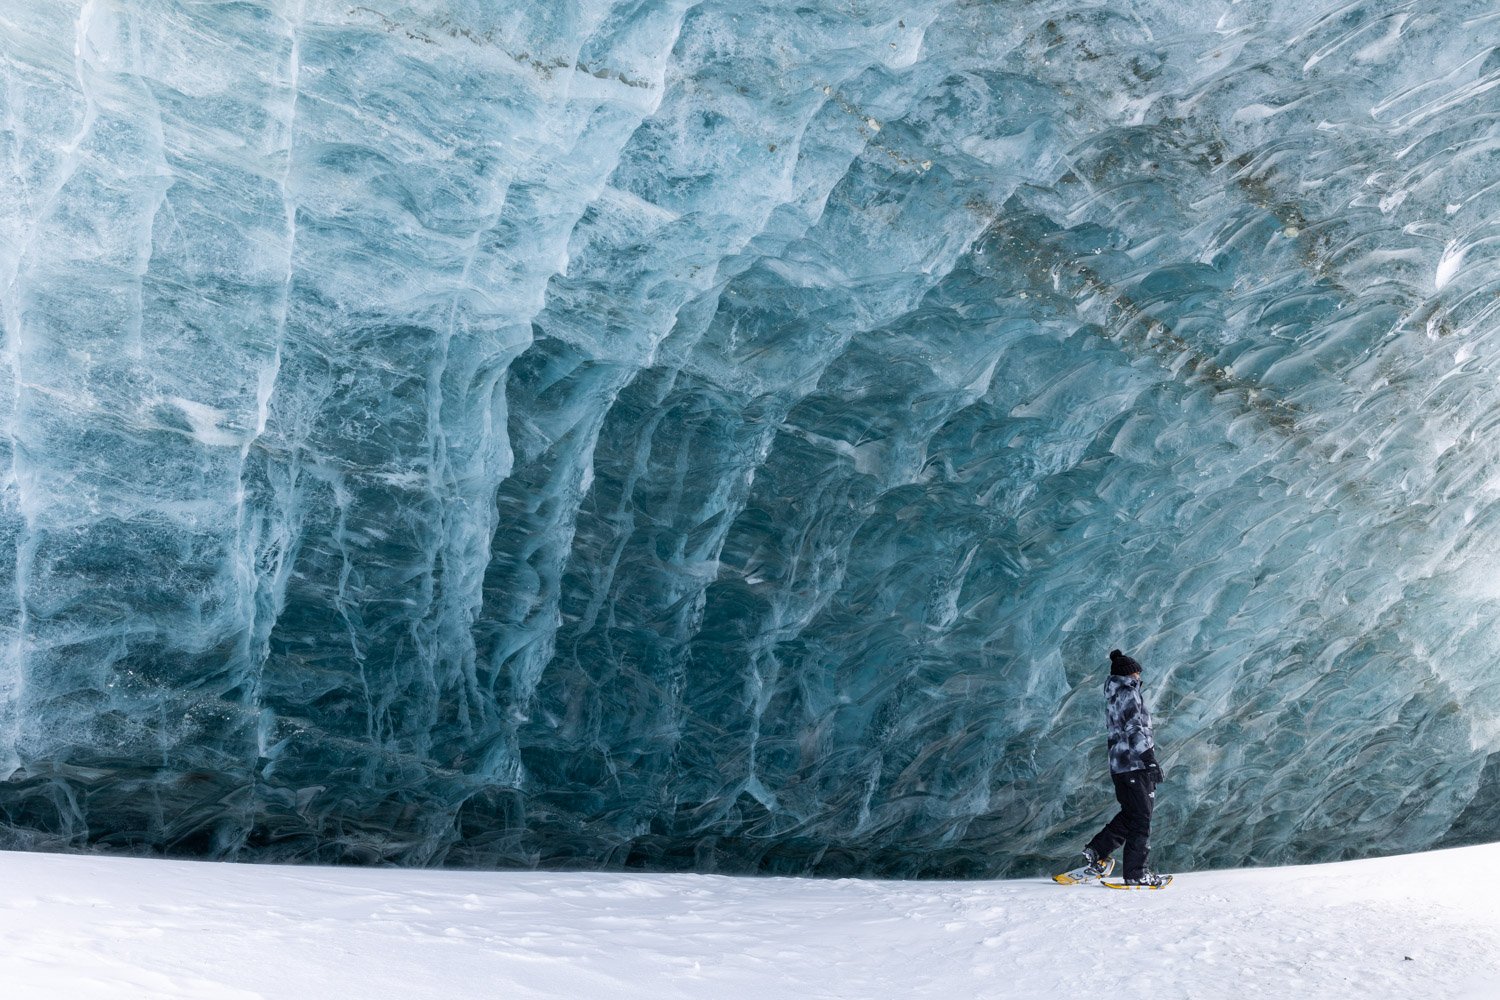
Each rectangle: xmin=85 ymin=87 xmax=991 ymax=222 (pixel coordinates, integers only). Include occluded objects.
xmin=0 ymin=37 xmax=31 ymax=779
xmin=230 ymin=0 xmax=306 ymax=785
xmin=123 ymin=72 xmax=169 ymax=362
xmin=0 ymin=240 xmax=23 ymax=775
xmin=328 ymin=473 xmax=374 ymax=742
xmin=0 ymin=0 xmax=106 ymax=781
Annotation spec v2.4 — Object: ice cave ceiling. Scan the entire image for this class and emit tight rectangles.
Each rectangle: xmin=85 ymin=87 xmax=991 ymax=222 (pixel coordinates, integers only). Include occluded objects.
xmin=0 ymin=0 xmax=1498 ymax=875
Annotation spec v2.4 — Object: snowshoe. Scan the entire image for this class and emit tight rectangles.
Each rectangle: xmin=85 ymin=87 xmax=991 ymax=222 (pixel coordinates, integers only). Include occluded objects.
xmin=1100 ymin=871 xmax=1172 ymax=890
xmin=1052 ymin=848 xmax=1114 ymax=885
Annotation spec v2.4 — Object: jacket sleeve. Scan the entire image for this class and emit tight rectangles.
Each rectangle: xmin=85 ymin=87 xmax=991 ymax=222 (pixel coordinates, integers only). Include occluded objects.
xmin=1131 ymin=684 xmax=1156 ymax=755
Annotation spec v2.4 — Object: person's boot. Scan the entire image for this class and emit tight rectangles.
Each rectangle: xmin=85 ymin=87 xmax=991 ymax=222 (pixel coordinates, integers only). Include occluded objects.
xmin=1123 ymin=869 xmax=1169 ymax=887
xmin=1053 ymin=847 xmax=1114 ymax=884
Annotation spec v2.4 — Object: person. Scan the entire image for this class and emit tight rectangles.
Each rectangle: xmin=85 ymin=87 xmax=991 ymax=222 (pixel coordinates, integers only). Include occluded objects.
xmin=1075 ymin=648 xmax=1168 ymax=887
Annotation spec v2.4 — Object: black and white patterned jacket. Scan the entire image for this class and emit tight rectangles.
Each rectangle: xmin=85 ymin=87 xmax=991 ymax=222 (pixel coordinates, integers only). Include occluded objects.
xmin=1105 ymin=674 xmax=1157 ymax=775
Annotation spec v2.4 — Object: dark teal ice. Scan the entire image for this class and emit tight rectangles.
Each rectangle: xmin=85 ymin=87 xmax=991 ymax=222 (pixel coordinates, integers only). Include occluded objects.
xmin=0 ymin=0 xmax=1497 ymax=874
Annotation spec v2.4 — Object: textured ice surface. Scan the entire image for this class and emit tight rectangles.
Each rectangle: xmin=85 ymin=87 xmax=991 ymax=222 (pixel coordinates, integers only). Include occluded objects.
xmin=0 ymin=0 xmax=1498 ymax=875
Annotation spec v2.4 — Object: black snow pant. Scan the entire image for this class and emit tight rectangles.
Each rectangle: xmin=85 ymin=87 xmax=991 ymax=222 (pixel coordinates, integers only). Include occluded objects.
xmin=1085 ymin=768 xmax=1155 ymax=880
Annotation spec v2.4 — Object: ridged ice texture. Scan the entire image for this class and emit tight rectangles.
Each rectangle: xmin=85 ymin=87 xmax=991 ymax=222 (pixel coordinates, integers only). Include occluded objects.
xmin=0 ymin=0 xmax=1498 ymax=875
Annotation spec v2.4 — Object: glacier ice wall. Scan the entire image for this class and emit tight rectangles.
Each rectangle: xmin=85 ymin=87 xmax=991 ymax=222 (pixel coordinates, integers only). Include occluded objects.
xmin=0 ymin=0 xmax=1498 ymax=875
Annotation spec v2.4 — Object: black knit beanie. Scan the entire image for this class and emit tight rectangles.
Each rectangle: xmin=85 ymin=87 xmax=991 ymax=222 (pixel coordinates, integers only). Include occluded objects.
xmin=1109 ymin=649 xmax=1142 ymax=676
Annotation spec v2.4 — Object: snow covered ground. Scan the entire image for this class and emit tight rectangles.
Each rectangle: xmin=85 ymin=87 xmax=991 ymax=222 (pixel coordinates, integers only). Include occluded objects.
xmin=0 ymin=844 xmax=1496 ymax=1000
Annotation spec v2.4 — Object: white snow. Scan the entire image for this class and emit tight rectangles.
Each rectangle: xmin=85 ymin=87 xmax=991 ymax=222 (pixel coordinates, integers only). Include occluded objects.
xmin=1 ymin=843 xmax=1497 ymax=1000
